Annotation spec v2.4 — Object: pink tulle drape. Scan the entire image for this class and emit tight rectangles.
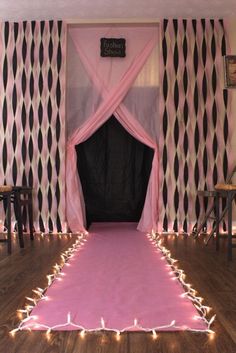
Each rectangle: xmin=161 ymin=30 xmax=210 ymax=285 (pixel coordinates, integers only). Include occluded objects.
xmin=66 ymin=26 xmax=159 ymax=232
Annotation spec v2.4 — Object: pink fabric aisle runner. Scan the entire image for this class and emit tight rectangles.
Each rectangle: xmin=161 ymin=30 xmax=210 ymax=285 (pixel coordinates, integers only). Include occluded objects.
xmin=28 ymin=223 xmax=206 ymax=331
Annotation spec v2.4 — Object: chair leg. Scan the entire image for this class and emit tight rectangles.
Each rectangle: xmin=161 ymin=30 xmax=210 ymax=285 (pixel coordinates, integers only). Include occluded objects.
xmin=205 ymin=205 xmax=228 ymax=245
xmin=14 ymin=192 xmax=24 ymax=248
xmin=28 ymin=193 xmax=34 ymax=241
xmin=215 ymin=194 xmax=220 ymax=251
xmin=193 ymin=204 xmax=215 ymax=238
xmin=227 ymin=193 xmax=233 ymax=261
xmin=7 ymin=194 xmax=12 ymax=254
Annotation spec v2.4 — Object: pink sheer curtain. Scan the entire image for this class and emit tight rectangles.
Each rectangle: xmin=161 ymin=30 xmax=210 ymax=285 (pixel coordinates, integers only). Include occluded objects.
xmin=66 ymin=26 xmax=159 ymax=232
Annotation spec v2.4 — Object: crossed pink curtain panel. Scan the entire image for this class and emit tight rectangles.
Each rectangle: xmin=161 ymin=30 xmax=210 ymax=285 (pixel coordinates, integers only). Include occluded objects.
xmin=66 ymin=26 xmax=159 ymax=232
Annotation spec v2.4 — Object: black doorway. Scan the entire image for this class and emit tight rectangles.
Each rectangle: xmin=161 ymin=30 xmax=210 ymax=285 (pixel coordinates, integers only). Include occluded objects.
xmin=76 ymin=116 xmax=154 ymax=225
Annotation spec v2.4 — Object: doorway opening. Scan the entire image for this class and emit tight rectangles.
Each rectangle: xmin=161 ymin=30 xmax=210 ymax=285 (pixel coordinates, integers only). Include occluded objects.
xmin=76 ymin=116 xmax=154 ymax=226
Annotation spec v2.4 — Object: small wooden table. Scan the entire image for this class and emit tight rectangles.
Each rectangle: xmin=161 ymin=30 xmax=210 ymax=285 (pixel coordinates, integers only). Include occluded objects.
xmin=214 ymin=184 xmax=236 ymax=261
xmin=0 ymin=187 xmax=12 ymax=254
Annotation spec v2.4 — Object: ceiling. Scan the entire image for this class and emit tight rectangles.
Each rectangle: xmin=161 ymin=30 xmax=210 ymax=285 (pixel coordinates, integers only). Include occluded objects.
xmin=0 ymin=0 xmax=236 ymax=21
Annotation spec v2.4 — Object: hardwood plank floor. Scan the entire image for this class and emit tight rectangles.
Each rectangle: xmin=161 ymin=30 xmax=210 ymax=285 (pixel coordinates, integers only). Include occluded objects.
xmin=0 ymin=232 xmax=236 ymax=352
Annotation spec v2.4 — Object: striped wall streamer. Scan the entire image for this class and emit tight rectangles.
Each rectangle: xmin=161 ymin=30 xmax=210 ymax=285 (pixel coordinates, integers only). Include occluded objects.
xmin=0 ymin=21 xmax=66 ymax=232
xmin=159 ymin=19 xmax=232 ymax=233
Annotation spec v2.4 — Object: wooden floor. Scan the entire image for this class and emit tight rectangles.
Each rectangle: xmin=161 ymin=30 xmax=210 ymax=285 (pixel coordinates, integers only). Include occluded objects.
xmin=0 ymin=231 xmax=236 ymax=353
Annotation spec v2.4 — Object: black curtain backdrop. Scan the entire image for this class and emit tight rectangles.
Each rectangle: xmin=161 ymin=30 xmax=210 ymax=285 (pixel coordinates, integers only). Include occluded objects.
xmin=76 ymin=116 xmax=154 ymax=225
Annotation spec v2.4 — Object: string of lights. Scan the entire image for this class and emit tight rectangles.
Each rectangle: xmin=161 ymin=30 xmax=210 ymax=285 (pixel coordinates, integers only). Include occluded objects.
xmin=147 ymin=231 xmax=215 ymax=334
xmin=10 ymin=233 xmax=87 ymax=336
xmin=10 ymin=230 xmax=215 ymax=340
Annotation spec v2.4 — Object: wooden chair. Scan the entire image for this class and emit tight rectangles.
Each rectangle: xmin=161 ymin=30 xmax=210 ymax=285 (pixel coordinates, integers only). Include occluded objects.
xmin=192 ymin=166 xmax=236 ymax=240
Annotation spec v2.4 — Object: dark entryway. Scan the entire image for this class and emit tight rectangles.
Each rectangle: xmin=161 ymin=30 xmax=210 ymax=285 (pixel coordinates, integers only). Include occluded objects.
xmin=76 ymin=116 xmax=154 ymax=225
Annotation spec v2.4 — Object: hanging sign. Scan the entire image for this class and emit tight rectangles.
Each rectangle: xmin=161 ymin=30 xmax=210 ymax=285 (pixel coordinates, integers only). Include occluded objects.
xmin=100 ymin=38 xmax=126 ymax=58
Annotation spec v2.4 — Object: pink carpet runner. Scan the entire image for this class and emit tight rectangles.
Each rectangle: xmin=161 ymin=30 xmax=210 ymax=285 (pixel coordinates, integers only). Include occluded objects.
xmin=27 ymin=223 xmax=206 ymax=331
